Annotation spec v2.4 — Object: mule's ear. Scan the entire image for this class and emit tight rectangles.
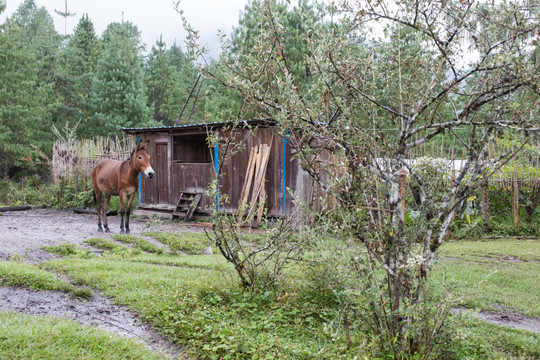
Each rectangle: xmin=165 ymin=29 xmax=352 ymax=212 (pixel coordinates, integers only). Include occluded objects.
xmin=137 ymin=140 xmax=147 ymax=150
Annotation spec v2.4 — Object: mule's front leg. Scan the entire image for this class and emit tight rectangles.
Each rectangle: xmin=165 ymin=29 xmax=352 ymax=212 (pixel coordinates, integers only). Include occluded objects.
xmin=124 ymin=193 xmax=136 ymax=234
xmin=119 ymin=192 xmax=126 ymax=234
xmin=95 ymin=190 xmax=103 ymax=233
xmin=102 ymin=194 xmax=111 ymax=233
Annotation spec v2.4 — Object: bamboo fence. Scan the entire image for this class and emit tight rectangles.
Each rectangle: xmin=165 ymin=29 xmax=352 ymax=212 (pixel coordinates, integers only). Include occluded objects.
xmin=52 ymin=136 xmax=136 ymax=187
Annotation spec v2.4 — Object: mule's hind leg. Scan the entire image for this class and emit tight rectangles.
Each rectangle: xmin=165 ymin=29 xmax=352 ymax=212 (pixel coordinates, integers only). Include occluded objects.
xmin=102 ymin=194 xmax=111 ymax=233
xmin=124 ymin=193 xmax=136 ymax=234
xmin=95 ymin=190 xmax=103 ymax=232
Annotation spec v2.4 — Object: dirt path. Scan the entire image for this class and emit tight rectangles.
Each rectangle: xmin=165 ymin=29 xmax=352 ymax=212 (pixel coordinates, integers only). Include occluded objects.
xmin=451 ymin=307 xmax=540 ymax=333
xmin=0 ymin=208 xmax=205 ymax=262
xmin=0 ymin=286 xmax=183 ymax=358
xmin=0 ymin=208 xmax=198 ymax=358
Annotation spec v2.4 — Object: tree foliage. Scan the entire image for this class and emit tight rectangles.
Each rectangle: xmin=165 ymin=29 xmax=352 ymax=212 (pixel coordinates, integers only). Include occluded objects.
xmin=57 ymin=14 xmax=102 ymax=137
xmin=88 ymin=22 xmax=153 ymax=137
xmin=0 ymin=18 xmax=48 ymax=178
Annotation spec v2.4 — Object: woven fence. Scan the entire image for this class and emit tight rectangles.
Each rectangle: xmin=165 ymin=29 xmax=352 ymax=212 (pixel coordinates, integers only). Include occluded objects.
xmin=52 ymin=136 xmax=136 ymax=186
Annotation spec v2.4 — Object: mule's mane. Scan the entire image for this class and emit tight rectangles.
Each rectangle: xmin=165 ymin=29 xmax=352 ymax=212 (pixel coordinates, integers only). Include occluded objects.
xmin=127 ymin=147 xmax=136 ymax=161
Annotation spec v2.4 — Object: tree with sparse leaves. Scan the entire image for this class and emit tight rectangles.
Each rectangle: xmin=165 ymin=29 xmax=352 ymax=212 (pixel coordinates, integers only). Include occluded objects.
xmin=185 ymin=0 xmax=540 ymax=356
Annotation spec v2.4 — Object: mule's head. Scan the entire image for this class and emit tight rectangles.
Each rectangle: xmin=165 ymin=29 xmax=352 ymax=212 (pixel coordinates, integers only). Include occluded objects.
xmin=133 ymin=141 xmax=155 ymax=179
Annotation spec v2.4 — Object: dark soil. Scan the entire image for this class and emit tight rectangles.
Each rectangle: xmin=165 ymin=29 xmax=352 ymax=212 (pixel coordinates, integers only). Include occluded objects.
xmin=0 ymin=208 xmax=204 ymax=358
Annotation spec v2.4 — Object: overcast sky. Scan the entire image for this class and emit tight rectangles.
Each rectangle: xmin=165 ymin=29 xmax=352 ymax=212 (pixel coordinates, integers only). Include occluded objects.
xmin=0 ymin=0 xmax=250 ymax=57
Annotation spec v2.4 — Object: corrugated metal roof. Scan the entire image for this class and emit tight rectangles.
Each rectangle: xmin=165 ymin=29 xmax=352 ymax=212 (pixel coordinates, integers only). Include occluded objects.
xmin=123 ymin=119 xmax=274 ymax=133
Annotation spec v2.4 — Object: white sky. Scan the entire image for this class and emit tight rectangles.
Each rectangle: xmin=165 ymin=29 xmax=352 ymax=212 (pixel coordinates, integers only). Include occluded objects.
xmin=0 ymin=0 xmax=250 ymax=57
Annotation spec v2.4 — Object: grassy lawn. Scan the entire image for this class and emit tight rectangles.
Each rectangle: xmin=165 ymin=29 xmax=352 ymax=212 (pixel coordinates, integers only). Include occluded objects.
xmin=1 ymin=235 xmax=539 ymax=359
xmin=434 ymin=239 xmax=540 ymax=316
xmin=0 ymin=311 xmax=162 ymax=360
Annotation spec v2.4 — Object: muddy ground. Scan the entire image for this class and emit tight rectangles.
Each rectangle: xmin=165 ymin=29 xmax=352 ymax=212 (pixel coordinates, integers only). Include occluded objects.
xmin=0 ymin=209 xmax=539 ymax=359
xmin=0 ymin=208 xmax=205 ymax=359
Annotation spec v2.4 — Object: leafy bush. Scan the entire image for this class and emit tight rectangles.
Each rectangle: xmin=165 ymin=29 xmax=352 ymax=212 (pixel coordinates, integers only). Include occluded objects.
xmin=0 ymin=177 xmax=53 ymax=206
xmin=51 ymin=179 xmax=94 ymax=209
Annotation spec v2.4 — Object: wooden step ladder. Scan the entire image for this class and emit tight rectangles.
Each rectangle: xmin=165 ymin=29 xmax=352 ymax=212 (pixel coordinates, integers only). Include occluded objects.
xmin=172 ymin=192 xmax=202 ymax=221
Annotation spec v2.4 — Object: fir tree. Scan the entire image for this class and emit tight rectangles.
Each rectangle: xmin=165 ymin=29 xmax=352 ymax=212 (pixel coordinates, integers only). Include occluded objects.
xmin=89 ymin=22 xmax=152 ymax=137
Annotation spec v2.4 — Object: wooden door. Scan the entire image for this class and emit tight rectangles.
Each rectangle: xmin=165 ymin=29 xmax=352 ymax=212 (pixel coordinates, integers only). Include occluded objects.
xmin=156 ymin=143 xmax=169 ymax=204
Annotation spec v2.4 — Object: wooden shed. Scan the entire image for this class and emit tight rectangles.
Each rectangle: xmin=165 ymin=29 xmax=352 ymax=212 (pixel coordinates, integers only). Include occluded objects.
xmin=123 ymin=120 xmax=319 ymax=218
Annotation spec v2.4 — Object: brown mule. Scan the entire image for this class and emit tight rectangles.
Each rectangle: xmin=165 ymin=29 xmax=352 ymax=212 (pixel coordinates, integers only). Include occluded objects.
xmin=91 ymin=141 xmax=155 ymax=234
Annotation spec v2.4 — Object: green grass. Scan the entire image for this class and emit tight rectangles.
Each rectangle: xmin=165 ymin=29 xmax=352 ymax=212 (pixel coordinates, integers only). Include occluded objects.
xmin=41 ymin=243 xmax=80 ymax=256
xmin=143 ymin=231 xmax=215 ymax=255
xmin=41 ymin=243 xmax=96 ymax=259
xmin=124 ymin=253 xmax=231 ymax=271
xmin=111 ymin=235 xmax=164 ymax=255
xmin=433 ymin=239 xmax=540 ymax=316
xmin=0 ymin=311 xmax=162 ymax=360
xmin=0 ymin=261 xmax=91 ymax=299
xmin=2 ymin=234 xmax=539 ymax=359
xmin=84 ymin=238 xmax=126 ymax=251
xmin=439 ymin=238 xmax=540 ymax=262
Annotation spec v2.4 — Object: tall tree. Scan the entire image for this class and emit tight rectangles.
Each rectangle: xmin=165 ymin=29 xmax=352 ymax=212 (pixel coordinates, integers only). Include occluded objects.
xmin=0 ymin=16 xmax=48 ymax=178
xmin=202 ymin=0 xmax=325 ymax=122
xmin=87 ymin=22 xmax=152 ymax=137
xmin=145 ymin=37 xmax=185 ymax=125
xmin=10 ymin=0 xmax=61 ymax=90
xmin=57 ymin=14 xmax=102 ymax=137
xmin=167 ymin=42 xmax=204 ymax=124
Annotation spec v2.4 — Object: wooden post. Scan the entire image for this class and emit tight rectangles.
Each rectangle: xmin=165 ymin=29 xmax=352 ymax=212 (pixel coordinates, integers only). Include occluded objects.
xmin=512 ymin=164 xmax=519 ymax=228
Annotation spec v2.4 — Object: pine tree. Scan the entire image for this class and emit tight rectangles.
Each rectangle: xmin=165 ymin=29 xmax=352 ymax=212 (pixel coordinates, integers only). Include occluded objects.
xmin=88 ymin=22 xmax=152 ymax=137
xmin=167 ymin=42 xmax=204 ymax=124
xmin=57 ymin=14 xmax=102 ymax=137
xmin=145 ymin=37 xmax=184 ymax=125
xmin=0 ymin=19 xmax=48 ymax=178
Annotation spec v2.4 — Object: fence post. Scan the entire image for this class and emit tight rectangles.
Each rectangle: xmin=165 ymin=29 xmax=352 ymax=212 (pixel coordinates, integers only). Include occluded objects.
xmin=512 ymin=164 xmax=519 ymax=228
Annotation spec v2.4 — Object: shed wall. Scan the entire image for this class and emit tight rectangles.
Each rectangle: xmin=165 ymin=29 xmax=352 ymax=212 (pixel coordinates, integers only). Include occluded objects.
xmin=135 ymin=126 xmax=318 ymax=216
